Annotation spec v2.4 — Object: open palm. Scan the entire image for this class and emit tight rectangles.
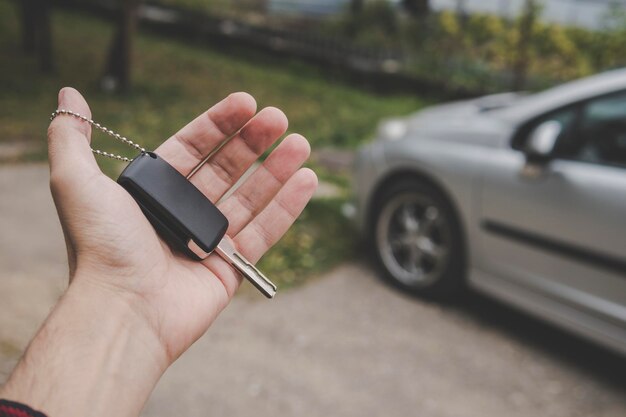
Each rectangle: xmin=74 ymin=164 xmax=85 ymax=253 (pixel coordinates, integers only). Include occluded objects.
xmin=48 ymin=88 xmax=317 ymax=361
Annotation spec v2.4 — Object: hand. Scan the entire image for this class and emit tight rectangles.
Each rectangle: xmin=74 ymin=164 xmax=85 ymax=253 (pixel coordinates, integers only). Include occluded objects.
xmin=49 ymin=87 xmax=317 ymax=360
xmin=0 ymin=88 xmax=316 ymax=417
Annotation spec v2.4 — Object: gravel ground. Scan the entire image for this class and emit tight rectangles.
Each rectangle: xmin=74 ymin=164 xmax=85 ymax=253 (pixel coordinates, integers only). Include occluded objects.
xmin=1 ymin=163 xmax=625 ymax=417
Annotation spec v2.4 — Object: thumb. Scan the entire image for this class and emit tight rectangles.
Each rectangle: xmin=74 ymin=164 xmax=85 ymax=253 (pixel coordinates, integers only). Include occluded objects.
xmin=48 ymin=87 xmax=100 ymax=185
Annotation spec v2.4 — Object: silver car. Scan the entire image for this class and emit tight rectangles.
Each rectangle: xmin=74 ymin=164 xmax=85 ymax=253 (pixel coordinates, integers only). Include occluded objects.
xmin=350 ymin=69 xmax=626 ymax=355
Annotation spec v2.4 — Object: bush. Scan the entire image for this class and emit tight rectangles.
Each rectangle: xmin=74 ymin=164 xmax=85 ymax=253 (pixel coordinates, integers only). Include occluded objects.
xmin=337 ymin=4 xmax=626 ymax=91
xmin=326 ymin=0 xmax=400 ymax=48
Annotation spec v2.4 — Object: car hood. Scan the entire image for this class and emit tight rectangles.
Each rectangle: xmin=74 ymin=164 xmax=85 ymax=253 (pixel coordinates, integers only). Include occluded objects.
xmin=403 ymin=93 xmax=523 ymax=147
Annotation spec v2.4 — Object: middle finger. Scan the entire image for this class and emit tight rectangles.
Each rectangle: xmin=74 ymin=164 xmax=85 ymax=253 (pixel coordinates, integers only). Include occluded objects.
xmin=189 ymin=106 xmax=288 ymax=202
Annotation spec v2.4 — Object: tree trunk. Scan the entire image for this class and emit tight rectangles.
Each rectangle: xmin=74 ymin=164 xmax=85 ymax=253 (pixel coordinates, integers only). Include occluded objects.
xmin=456 ymin=0 xmax=468 ymax=28
xmin=20 ymin=0 xmax=36 ymax=52
xmin=512 ymin=0 xmax=538 ymax=90
xmin=350 ymin=0 xmax=364 ymax=14
xmin=19 ymin=0 xmax=54 ymax=72
xmin=103 ymin=0 xmax=140 ymax=93
xmin=35 ymin=0 xmax=54 ymax=73
xmin=403 ymin=0 xmax=430 ymax=16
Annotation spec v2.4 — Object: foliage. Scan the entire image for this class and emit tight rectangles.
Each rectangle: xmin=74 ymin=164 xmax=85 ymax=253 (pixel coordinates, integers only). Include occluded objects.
xmin=323 ymin=0 xmax=401 ymax=48
xmin=154 ymin=0 xmax=265 ymax=17
xmin=414 ymin=7 xmax=626 ymax=90
xmin=322 ymin=3 xmax=626 ymax=91
xmin=0 ymin=0 xmax=425 ymax=163
xmin=257 ymin=197 xmax=356 ymax=290
xmin=1 ymin=0 xmax=417 ymax=290
xmin=134 ymin=0 xmax=625 ymax=92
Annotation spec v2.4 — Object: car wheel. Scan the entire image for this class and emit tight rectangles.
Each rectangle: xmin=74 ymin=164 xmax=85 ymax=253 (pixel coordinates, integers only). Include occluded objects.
xmin=371 ymin=178 xmax=464 ymax=298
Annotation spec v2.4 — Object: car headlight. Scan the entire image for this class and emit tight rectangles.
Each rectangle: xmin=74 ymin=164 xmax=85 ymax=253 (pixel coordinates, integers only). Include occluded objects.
xmin=378 ymin=118 xmax=407 ymax=141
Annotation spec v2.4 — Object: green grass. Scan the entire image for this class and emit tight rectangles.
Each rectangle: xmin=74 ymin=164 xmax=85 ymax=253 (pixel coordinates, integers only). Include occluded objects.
xmin=0 ymin=0 xmax=427 ymax=288
xmin=0 ymin=1 xmax=425 ymax=160
xmin=257 ymin=197 xmax=356 ymax=290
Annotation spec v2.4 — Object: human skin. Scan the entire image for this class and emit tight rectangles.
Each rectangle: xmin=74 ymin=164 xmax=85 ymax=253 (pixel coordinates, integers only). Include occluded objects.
xmin=0 ymin=88 xmax=318 ymax=417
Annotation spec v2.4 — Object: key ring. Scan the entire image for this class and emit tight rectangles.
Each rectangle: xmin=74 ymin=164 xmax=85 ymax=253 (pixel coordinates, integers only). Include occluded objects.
xmin=50 ymin=109 xmax=146 ymax=162
xmin=49 ymin=108 xmax=277 ymax=298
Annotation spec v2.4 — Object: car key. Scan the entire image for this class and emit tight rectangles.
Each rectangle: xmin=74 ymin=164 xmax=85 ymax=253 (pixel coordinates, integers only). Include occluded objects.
xmin=118 ymin=152 xmax=277 ymax=298
xmin=50 ymin=110 xmax=277 ymax=299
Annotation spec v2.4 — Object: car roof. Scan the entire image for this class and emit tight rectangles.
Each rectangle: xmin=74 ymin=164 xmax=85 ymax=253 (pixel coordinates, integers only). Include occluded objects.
xmin=494 ymin=68 xmax=626 ymax=125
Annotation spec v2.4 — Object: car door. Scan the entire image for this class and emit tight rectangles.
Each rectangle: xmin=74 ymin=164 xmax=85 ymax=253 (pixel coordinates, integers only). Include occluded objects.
xmin=477 ymin=90 xmax=626 ymax=328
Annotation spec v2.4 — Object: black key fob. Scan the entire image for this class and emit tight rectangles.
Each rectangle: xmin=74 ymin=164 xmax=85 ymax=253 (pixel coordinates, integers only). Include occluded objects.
xmin=117 ymin=152 xmax=228 ymax=260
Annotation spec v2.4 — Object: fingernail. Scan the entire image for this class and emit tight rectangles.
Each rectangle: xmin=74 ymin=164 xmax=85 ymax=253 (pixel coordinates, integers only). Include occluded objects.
xmin=58 ymin=87 xmax=71 ymax=107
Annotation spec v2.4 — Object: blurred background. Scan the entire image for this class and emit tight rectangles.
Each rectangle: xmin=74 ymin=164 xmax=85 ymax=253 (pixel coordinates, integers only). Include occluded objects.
xmin=1 ymin=0 xmax=626 ymax=416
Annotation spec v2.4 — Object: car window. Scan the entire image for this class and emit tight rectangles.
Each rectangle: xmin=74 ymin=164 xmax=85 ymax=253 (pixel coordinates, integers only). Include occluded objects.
xmin=574 ymin=91 xmax=626 ymax=168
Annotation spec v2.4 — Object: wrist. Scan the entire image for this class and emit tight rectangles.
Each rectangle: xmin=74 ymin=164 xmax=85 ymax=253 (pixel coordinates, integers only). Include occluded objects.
xmin=1 ymin=271 xmax=169 ymax=417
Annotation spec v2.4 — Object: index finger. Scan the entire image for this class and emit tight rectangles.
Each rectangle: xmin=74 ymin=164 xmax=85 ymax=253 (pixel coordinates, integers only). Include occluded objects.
xmin=155 ymin=92 xmax=257 ymax=175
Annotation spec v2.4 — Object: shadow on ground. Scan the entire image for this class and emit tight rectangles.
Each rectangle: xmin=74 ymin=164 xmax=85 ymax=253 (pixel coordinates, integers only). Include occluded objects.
xmin=364 ymin=253 xmax=626 ymax=390
xmin=450 ymin=291 xmax=626 ymax=386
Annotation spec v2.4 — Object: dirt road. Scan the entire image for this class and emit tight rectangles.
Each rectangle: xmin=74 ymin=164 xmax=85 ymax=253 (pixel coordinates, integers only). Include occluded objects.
xmin=1 ymin=164 xmax=625 ymax=417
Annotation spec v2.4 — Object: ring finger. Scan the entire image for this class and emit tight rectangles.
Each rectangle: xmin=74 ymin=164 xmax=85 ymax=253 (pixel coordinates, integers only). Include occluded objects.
xmin=218 ymin=133 xmax=311 ymax=236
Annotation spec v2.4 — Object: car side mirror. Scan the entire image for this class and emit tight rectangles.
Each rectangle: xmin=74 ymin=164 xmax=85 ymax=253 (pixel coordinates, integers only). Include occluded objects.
xmin=525 ymin=120 xmax=562 ymax=164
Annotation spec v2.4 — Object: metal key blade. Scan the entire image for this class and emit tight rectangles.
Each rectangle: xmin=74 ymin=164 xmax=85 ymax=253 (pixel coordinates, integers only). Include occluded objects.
xmin=215 ymin=239 xmax=277 ymax=299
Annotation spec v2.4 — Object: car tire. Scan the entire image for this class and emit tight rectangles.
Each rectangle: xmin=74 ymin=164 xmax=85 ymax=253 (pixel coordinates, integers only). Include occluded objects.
xmin=370 ymin=178 xmax=465 ymax=298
